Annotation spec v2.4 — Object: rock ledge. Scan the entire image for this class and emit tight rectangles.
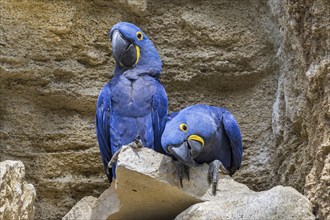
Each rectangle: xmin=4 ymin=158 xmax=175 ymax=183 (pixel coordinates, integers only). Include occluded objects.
xmin=64 ymin=146 xmax=315 ymax=220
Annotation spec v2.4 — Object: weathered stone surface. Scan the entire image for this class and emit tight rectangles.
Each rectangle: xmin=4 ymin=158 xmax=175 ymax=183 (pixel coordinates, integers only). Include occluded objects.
xmin=0 ymin=0 xmax=328 ymax=219
xmin=0 ymin=160 xmax=36 ymax=220
xmin=177 ymin=183 xmax=315 ymax=220
xmin=90 ymin=186 xmax=119 ymax=220
xmin=304 ymin=59 xmax=330 ymax=219
xmin=91 ymin=146 xmax=209 ymax=220
xmin=66 ymin=146 xmax=314 ymax=220
xmin=62 ymin=196 xmax=96 ymax=220
xmin=267 ymin=1 xmax=330 ymax=218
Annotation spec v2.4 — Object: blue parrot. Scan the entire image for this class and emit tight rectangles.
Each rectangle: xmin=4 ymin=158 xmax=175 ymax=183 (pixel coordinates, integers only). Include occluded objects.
xmin=96 ymin=22 xmax=168 ymax=182
xmin=161 ymin=104 xmax=243 ymax=195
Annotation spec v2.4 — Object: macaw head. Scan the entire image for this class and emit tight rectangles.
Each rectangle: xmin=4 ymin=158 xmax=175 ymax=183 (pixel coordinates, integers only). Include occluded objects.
xmin=109 ymin=22 xmax=162 ymax=77
xmin=161 ymin=105 xmax=218 ymax=166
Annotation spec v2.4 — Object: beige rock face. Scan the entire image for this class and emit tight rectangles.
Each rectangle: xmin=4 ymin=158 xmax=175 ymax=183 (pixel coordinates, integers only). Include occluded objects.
xmin=65 ymin=147 xmax=315 ymax=220
xmin=62 ymin=196 xmax=96 ymax=220
xmin=0 ymin=160 xmax=36 ymax=220
xmin=177 ymin=185 xmax=315 ymax=220
xmin=91 ymin=146 xmax=208 ymax=220
xmin=267 ymin=1 xmax=330 ymax=218
xmin=0 ymin=0 xmax=328 ymax=219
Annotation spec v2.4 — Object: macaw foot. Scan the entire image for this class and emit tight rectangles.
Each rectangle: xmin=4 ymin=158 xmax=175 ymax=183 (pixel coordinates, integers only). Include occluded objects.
xmin=208 ymin=160 xmax=230 ymax=195
xmin=107 ymin=150 xmax=121 ymax=170
xmin=174 ymin=161 xmax=190 ymax=187
xmin=126 ymin=138 xmax=143 ymax=149
xmin=107 ymin=139 xmax=143 ymax=170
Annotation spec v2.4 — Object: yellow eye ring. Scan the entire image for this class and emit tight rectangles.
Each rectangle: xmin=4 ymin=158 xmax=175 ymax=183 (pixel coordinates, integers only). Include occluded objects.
xmin=180 ymin=123 xmax=188 ymax=132
xmin=136 ymin=31 xmax=143 ymax=40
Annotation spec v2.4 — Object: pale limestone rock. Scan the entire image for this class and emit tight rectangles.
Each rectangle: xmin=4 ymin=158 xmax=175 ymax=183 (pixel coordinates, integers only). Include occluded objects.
xmin=65 ymin=146 xmax=314 ymax=220
xmin=116 ymin=145 xmax=210 ymax=197
xmin=91 ymin=146 xmax=209 ymax=220
xmin=177 ymin=181 xmax=315 ymax=220
xmin=62 ymin=196 xmax=97 ymax=220
xmin=268 ymin=0 xmax=330 ymax=218
xmin=304 ymin=58 xmax=330 ymax=219
xmin=0 ymin=160 xmax=36 ymax=220
xmin=90 ymin=186 xmax=120 ymax=220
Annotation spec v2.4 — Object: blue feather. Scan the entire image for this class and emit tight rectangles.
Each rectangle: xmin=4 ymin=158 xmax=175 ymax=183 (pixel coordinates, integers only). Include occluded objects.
xmin=161 ymin=104 xmax=243 ymax=175
xmin=96 ymin=22 xmax=168 ymax=182
xmin=96 ymin=83 xmax=112 ymax=182
xmin=152 ymin=82 xmax=168 ymax=154
xmin=222 ymin=110 xmax=243 ymax=171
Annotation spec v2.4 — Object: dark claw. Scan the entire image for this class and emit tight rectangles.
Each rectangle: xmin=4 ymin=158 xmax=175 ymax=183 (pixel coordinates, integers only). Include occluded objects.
xmin=175 ymin=161 xmax=184 ymax=187
xmin=219 ymin=162 xmax=230 ymax=175
xmin=208 ymin=161 xmax=214 ymax=184
xmin=127 ymin=137 xmax=143 ymax=149
xmin=108 ymin=149 xmax=121 ymax=169
xmin=175 ymin=161 xmax=190 ymax=187
xmin=184 ymin=165 xmax=190 ymax=181
xmin=208 ymin=160 xmax=229 ymax=195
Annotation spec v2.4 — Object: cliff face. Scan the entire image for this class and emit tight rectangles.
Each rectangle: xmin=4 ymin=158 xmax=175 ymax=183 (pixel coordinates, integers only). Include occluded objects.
xmin=268 ymin=1 xmax=329 ymax=218
xmin=0 ymin=0 xmax=329 ymax=219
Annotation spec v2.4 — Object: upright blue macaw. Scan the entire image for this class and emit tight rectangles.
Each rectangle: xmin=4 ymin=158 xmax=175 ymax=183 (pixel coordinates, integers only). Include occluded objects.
xmin=96 ymin=22 xmax=168 ymax=182
xmin=161 ymin=104 xmax=243 ymax=195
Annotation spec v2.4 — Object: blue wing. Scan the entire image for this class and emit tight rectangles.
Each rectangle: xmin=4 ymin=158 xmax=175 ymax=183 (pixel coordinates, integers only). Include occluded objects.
xmin=222 ymin=110 xmax=243 ymax=173
xmin=96 ymin=83 xmax=113 ymax=182
xmin=152 ymin=82 xmax=168 ymax=154
xmin=167 ymin=111 xmax=179 ymax=121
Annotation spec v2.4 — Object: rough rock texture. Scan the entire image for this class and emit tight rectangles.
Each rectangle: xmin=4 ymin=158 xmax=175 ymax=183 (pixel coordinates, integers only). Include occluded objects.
xmin=65 ymin=147 xmax=315 ymax=220
xmin=62 ymin=196 xmax=96 ymax=220
xmin=0 ymin=160 xmax=36 ymax=220
xmin=177 ymin=185 xmax=315 ymax=220
xmin=0 ymin=0 xmax=329 ymax=219
xmin=90 ymin=146 xmax=209 ymax=220
xmin=268 ymin=1 xmax=330 ymax=218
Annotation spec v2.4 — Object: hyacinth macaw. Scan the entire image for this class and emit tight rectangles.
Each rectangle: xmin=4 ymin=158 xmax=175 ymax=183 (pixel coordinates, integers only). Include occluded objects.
xmin=161 ymin=104 xmax=243 ymax=195
xmin=96 ymin=22 xmax=168 ymax=182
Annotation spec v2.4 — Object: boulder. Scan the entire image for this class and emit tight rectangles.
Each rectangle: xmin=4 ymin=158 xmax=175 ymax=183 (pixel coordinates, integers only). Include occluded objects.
xmin=62 ymin=196 xmax=97 ymax=220
xmin=0 ymin=160 xmax=36 ymax=220
xmin=91 ymin=145 xmax=210 ymax=220
xmin=65 ymin=146 xmax=315 ymax=220
xmin=177 ymin=181 xmax=315 ymax=220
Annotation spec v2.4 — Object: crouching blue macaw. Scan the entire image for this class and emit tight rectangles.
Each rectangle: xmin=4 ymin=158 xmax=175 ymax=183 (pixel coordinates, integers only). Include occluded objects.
xmin=96 ymin=22 xmax=168 ymax=182
xmin=161 ymin=104 xmax=243 ymax=195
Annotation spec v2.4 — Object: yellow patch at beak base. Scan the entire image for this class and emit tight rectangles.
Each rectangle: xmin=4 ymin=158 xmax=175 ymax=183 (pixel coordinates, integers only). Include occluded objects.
xmin=188 ymin=135 xmax=204 ymax=146
xmin=135 ymin=45 xmax=140 ymax=64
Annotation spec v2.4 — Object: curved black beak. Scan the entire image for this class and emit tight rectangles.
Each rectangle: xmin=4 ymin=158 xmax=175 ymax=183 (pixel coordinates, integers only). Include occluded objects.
xmin=167 ymin=139 xmax=204 ymax=167
xmin=187 ymin=139 xmax=203 ymax=158
xmin=111 ymin=30 xmax=138 ymax=68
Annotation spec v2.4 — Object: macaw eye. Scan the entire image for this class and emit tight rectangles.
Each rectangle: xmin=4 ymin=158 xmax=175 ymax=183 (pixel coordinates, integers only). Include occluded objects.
xmin=136 ymin=31 xmax=143 ymax=40
xmin=180 ymin=123 xmax=188 ymax=132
